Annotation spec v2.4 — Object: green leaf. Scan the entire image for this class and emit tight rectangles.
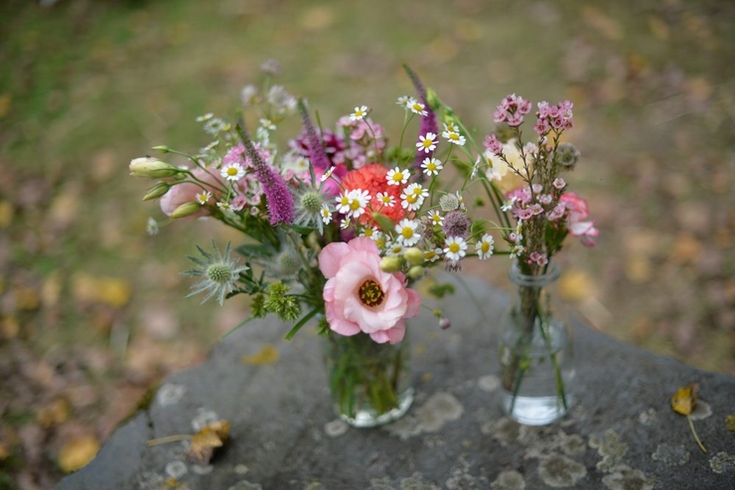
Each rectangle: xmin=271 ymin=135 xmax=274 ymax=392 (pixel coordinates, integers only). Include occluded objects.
xmin=236 ymin=243 xmax=274 ymax=259
xmin=284 ymin=308 xmax=320 ymax=341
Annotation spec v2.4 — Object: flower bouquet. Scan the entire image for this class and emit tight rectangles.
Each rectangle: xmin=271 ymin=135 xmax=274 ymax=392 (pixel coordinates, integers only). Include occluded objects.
xmin=130 ymin=61 xmax=596 ymax=426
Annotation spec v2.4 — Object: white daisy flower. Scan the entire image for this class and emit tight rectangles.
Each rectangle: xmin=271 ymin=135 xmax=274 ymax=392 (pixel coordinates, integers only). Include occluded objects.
xmin=428 ymin=210 xmax=443 ymax=226
xmin=501 ymin=196 xmax=518 ymax=212
xmin=443 ymin=122 xmax=460 ymax=133
xmin=376 ymin=192 xmax=395 ymax=208
xmin=443 ymin=236 xmax=468 ymax=261
xmin=217 ymin=201 xmax=233 ymax=212
xmin=196 ymin=113 xmax=214 ymax=122
xmin=442 ymin=129 xmax=466 ymax=146
xmin=397 ymin=95 xmax=411 ymax=107
xmin=320 ymin=166 xmax=336 ymax=183
xmin=421 ymin=157 xmax=443 ymax=176
xmin=386 ymin=167 xmax=410 ymax=186
xmin=221 ymin=162 xmax=245 ymax=181
xmin=424 ymin=247 xmax=442 ymax=263
xmin=340 ymin=218 xmax=351 ymax=230
xmin=196 ymin=191 xmax=212 ymax=205
xmin=386 ymin=242 xmax=405 ymax=256
xmin=350 ymin=105 xmax=369 ymax=121
xmin=416 ymin=132 xmax=438 ymax=153
xmin=407 ymin=98 xmax=428 ymax=116
xmin=476 ymin=234 xmax=495 ymax=260
xmin=335 ymin=192 xmax=352 ymax=214
xmin=361 ymin=227 xmax=380 ymax=240
xmin=400 ymin=186 xmax=426 ymax=211
xmin=346 ymin=189 xmax=371 ymax=219
xmin=320 ymin=203 xmax=332 ymax=225
xmin=395 ymin=219 xmax=421 ymax=246
xmin=406 ymin=183 xmax=429 ymax=199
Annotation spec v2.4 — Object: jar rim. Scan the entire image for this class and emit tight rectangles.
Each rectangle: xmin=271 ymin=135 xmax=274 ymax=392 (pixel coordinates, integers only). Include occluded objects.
xmin=508 ymin=261 xmax=561 ymax=286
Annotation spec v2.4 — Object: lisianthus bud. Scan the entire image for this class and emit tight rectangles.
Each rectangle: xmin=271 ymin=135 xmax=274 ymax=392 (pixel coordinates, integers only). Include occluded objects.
xmin=554 ymin=142 xmax=580 ymax=169
xmin=129 ymin=157 xmax=180 ymax=178
xmin=142 ymin=182 xmax=171 ymax=201
xmin=407 ymin=265 xmax=425 ymax=280
xmin=150 ymin=145 xmax=171 ymax=153
xmin=170 ymin=202 xmax=201 ymax=219
xmin=380 ymin=256 xmax=402 ymax=273
xmin=403 ymin=248 xmax=424 ymax=266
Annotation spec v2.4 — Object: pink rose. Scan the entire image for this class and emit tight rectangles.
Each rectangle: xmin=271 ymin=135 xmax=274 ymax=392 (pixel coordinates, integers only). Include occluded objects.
xmin=560 ymin=192 xmax=599 ymax=247
xmin=160 ymin=167 xmax=222 ymax=217
xmin=318 ymin=237 xmax=421 ymax=344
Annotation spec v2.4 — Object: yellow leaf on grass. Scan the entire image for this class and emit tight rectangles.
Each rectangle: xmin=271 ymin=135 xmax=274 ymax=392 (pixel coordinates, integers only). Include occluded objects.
xmin=671 ymin=384 xmax=698 ymax=415
xmin=58 ymin=435 xmax=100 ymax=473
xmin=186 ymin=420 xmax=231 ymax=465
xmin=726 ymin=415 xmax=735 ymax=432
xmin=242 ymin=344 xmax=279 ymax=365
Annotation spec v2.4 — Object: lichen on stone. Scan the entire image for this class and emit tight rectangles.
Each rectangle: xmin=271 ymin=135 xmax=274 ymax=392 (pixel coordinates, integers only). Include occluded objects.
xmin=651 ymin=443 xmax=690 ymax=466
xmin=156 ymin=383 xmax=186 ymax=407
xmin=481 ymin=417 xmax=520 ymax=446
xmin=445 ymin=455 xmax=489 ymax=490
xmin=637 ymin=408 xmax=657 ymax=426
xmin=400 ymin=472 xmax=440 ymax=489
xmin=228 ymin=481 xmax=263 ymax=490
xmin=385 ymin=392 xmax=463 ymax=440
xmin=709 ymin=452 xmax=735 ymax=474
xmin=324 ymin=419 xmax=348 ymax=438
xmin=537 ymin=453 xmax=587 ymax=488
xmin=601 ymin=466 xmax=654 ymax=490
xmin=478 ymin=375 xmax=500 ymax=392
xmin=490 ymin=470 xmax=526 ymax=490
xmin=589 ymin=429 xmax=628 ymax=473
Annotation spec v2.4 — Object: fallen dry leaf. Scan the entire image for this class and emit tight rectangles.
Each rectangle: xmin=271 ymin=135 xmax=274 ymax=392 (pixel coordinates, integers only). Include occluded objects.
xmin=726 ymin=415 xmax=735 ymax=432
xmin=671 ymin=384 xmax=707 ymax=453
xmin=241 ymin=344 xmax=279 ymax=365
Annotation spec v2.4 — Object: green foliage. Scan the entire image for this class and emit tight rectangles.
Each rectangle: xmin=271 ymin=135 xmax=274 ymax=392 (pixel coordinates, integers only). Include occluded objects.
xmin=428 ymin=282 xmax=455 ymax=299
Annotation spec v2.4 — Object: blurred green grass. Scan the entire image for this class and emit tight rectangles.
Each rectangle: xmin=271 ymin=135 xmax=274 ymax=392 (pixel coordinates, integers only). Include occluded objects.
xmin=1 ymin=0 xmax=735 ymax=483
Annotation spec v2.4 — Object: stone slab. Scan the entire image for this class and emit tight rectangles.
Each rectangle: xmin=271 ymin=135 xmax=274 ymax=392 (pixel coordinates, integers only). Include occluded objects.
xmin=58 ymin=276 xmax=735 ymax=489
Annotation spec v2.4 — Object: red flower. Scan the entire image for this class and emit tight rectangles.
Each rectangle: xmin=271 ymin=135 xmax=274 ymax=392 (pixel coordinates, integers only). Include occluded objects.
xmin=342 ymin=164 xmax=406 ymax=226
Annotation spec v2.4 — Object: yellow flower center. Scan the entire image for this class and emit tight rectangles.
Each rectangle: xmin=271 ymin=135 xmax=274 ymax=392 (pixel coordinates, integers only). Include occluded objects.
xmin=481 ymin=242 xmax=490 ymax=253
xmin=401 ymin=227 xmax=414 ymax=239
xmin=449 ymin=243 xmax=460 ymax=253
xmin=422 ymin=138 xmax=433 ymax=148
xmin=392 ymin=173 xmax=404 ymax=182
xmin=227 ymin=167 xmax=239 ymax=176
xmin=359 ymin=279 xmax=385 ymax=307
xmin=349 ymin=199 xmax=361 ymax=211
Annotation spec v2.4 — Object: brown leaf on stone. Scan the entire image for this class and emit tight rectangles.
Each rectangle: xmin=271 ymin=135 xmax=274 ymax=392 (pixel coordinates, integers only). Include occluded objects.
xmin=185 ymin=420 xmax=230 ymax=465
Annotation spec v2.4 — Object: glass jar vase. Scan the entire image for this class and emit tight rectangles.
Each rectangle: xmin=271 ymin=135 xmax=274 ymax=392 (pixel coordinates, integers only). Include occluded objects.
xmin=499 ymin=262 xmax=575 ymax=425
xmin=323 ymin=331 xmax=414 ymax=428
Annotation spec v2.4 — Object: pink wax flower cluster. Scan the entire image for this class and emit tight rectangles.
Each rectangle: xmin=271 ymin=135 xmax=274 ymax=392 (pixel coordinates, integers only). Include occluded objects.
xmin=319 ymin=237 xmax=420 ymax=344
xmin=493 ymin=94 xmax=533 ymax=127
xmin=560 ymin=192 xmax=599 ymax=247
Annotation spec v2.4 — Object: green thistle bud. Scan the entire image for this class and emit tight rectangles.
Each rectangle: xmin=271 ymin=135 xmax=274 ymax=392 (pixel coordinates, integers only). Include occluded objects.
xmin=142 ymin=182 xmax=171 ymax=201
xmin=170 ymin=202 xmax=201 ymax=219
xmin=554 ymin=142 xmax=580 ymax=170
xmin=407 ymin=265 xmax=425 ymax=280
xmin=300 ymin=190 xmax=323 ymax=214
xmin=129 ymin=157 xmax=180 ymax=178
xmin=380 ymin=256 xmax=402 ymax=273
xmin=403 ymin=248 xmax=424 ymax=266
xmin=206 ymin=263 xmax=233 ymax=284
xmin=277 ymin=249 xmax=301 ymax=276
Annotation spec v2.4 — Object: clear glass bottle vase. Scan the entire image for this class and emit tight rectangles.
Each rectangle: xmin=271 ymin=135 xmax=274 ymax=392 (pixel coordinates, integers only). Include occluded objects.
xmin=499 ymin=262 xmax=574 ymax=425
xmin=322 ymin=331 xmax=414 ymax=428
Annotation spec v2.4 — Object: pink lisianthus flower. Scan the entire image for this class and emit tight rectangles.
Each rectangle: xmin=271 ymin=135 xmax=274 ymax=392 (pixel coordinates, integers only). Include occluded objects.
xmin=560 ymin=192 xmax=599 ymax=247
xmin=160 ymin=167 xmax=223 ymax=217
xmin=319 ymin=237 xmax=421 ymax=344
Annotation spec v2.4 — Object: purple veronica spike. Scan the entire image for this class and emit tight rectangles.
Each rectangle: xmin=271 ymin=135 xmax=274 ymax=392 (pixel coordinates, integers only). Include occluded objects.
xmin=238 ymin=125 xmax=295 ymax=225
xmin=297 ymin=99 xmax=331 ymax=171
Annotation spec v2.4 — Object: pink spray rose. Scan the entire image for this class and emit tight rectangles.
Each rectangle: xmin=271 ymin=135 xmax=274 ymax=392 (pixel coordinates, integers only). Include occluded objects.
xmin=560 ymin=192 xmax=599 ymax=247
xmin=160 ymin=167 xmax=223 ymax=217
xmin=318 ymin=237 xmax=421 ymax=344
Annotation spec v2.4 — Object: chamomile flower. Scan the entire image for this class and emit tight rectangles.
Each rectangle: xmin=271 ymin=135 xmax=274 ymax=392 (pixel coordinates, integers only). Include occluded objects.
xmin=376 ymin=192 xmax=395 ymax=208
xmin=443 ymin=122 xmax=460 ymax=134
xmin=396 ymin=95 xmax=411 ymax=107
xmin=475 ymin=234 xmax=495 ymax=260
xmin=196 ymin=191 xmax=212 ymax=205
xmin=320 ymin=203 xmax=333 ymax=225
xmin=395 ymin=219 xmax=421 ymax=246
xmin=335 ymin=192 xmax=352 ymax=214
xmin=400 ymin=183 xmax=427 ymax=211
xmin=346 ymin=189 xmax=371 ymax=219
xmin=386 ymin=242 xmax=405 ymax=256
xmin=421 ymin=157 xmax=443 ymax=176
xmin=442 ymin=125 xmax=466 ymax=146
xmin=182 ymin=242 xmax=249 ymax=305
xmin=386 ymin=167 xmax=410 ymax=186
xmin=350 ymin=105 xmax=369 ymax=121
xmin=416 ymin=132 xmax=438 ymax=153
xmin=443 ymin=236 xmax=468 ymax=261
xmin=321 ymin=166 xmax=336 ymax=183
xmin=216 ymin=201 xmax=233 ymax=212
xmin=340 ymin=218 xmax=351 ymax=230
xmin=501 ymin=196 xmax=518 ymax=212
xmin=146 ymin=217 xmax=159 ymax=236
xmin=407 ymin=97 xmax=428 ymax=116
xmin=196 ymin=113 xmax=214 ymax=122
xmin=221 ymin=162 xmax=245 ymax=181
xmin=428 ymin=209 xmax=444 ymax=226
xmin=360 ymin=226 xmax=380 ymax=240
xmin=424 ymin=247 xmax=442 ymax=263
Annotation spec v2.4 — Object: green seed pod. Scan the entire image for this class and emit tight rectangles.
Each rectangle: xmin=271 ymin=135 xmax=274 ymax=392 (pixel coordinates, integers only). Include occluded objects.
xmin=170 ymin=202 xmax=201 ymax=219
xmin=142 ymin=182 xmax=171 ymax=201
xmin=403 ymin=247 xmax=424 ymax=266
xmin=380 ymin=256 xmax=402 ymax=273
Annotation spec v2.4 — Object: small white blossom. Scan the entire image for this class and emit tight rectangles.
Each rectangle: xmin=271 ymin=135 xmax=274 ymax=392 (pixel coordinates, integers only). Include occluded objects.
xmin=443 ymin=236 xmax=468 ymax=261
xmin=376 ymin=192 xmax=395 ymax=208
xmin=196 ymin=191 xmax=212 ymax=205
xmin=428 ymin=210 xmax=443 ymax=226
xmin=320 ymin=204 xmax=332 ymax=225
xmin=416 ymin=132 xmax=438 ymax=153
xmin=259 ymin=118 xmax=276 ymax=130
xmin=350 ymin=105 xmax=369 ymax=121
xmin=424 ymin=247 xmax=442 ymax=263
xmin=221 ymin=162 xmax=245 ymax=181
xmin=475 ymin=234 xmax=495 ymax=260
xmin=321 ymin=166 xmax=336 ymax=183
xmin=421 ymin=157 xmax=443 ymax=176
xmin=386 ymin=167 xmax=410 ymax=186
xmin=407 ymin=97 xmax=428 ymax=116
xmin=395 ymin=219 xmax=421 ymax=246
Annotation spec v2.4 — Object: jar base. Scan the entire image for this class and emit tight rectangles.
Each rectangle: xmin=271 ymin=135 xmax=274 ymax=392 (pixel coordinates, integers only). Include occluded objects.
xmin=337 ymin=387 xmax=415 ymax=428
xmin=501 ymin=391 xmax=571 ymax=426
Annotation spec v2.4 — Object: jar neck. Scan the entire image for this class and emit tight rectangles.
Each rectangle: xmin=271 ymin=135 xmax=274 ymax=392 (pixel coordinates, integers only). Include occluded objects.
xmin=509 ymin=261 xmax=560 ymax=288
